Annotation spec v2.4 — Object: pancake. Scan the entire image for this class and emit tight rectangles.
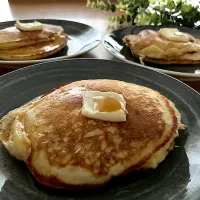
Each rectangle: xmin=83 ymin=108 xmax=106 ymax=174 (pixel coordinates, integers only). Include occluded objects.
xmin=0 ymin=79 xmax=185 ymax=189
xmin=0 ymin=34 xmax=67 ymax=60
xmin=143 ymin=51 xmax=200 ymax=64
xmin=0 ymin=24 xmax=64 ymax=50
xmin=123 ymin=29 xmax=200 ymax=65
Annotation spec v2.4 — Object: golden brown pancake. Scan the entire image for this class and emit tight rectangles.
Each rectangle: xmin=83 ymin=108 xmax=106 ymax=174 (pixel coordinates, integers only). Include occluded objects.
xmin=0 ymin=24 xmax=64 ymax=50
xmin=0 ymin=80 xmax=185 ymax=189
xmin=0 ymin=34 xmax=67 ymax=60
xmin=142 ymin=51 xmax=200 ymax=64
xmin=123 ymin=29 xmax=200 ymax=64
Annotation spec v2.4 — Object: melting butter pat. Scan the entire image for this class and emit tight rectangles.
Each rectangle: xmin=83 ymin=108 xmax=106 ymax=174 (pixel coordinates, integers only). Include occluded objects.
xmin=81 ymin=91 xmax=127 ymax=122
xmin=159 ymin=28 xmax=190 ymax=43
xmin=15 ymin=20 xmax=43 ymax=31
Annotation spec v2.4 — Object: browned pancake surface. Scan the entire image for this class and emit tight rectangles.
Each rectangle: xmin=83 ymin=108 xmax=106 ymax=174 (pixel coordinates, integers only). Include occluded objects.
xmin=22 ymin=80 xmax=181 ymax=188
xmin=0 ymin=24 xmax=64 ymax=50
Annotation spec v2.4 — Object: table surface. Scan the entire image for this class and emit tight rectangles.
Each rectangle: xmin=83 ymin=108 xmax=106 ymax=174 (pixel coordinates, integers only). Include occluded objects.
xmin=0 ymin=0 xmax=199 ymax=93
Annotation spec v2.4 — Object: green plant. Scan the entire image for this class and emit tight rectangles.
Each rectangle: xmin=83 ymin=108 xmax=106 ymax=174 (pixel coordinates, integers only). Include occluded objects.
xmin=86 ymin=0 xmax=200 ymax=28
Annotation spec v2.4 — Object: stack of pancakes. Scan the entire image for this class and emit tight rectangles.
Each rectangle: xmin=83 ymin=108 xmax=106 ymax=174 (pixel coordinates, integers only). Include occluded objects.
xmin=123 ymin=29 xmax=200 ymax=64
xmin=0 ymin=24 xmax=67 ymax=60
xmin=0 ymin=79 xmax=185 ymax=189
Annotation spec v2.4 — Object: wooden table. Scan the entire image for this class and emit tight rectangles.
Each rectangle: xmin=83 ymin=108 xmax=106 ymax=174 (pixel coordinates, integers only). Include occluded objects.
xmin=0 ymin=0 xmax=200 ymax=93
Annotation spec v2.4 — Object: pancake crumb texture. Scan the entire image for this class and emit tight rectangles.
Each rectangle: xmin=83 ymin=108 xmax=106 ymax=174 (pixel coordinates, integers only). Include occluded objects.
xmin=0 ymin=80 xmax=186 ymax=188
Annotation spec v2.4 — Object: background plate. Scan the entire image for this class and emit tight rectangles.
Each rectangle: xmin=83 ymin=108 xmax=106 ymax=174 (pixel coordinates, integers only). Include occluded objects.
xmin=0 ymin=59 xmax=200 ymax=200
xmin=0 ymin=19 xmax=102 ymax=68
xmin=103 ymin=26 xmax=200 ymax=80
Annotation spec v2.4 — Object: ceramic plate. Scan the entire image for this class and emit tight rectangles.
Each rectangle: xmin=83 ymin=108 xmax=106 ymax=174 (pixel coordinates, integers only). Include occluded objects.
xmin=0 ymin=19 xmax=102 ymax=68
xmin=0 ymin=59 xmax=200 ymax=200
xmin=103 ymin=26 xmax=200 ymax=80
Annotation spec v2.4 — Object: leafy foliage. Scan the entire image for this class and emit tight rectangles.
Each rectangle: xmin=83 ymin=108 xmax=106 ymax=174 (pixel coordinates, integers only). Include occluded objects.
xmin=86 ymin=0 xmax=200 ymax=28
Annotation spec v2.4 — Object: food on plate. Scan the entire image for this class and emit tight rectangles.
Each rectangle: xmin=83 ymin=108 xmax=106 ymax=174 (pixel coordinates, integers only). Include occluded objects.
xmin=123 ymin=28 xmax=200 ymax=64
xmin=0 ymin=20 xmax=67 ymax=60
xmin=0 ymin=79 xmax=186 ymax=189
xmin=0 ymin=34 xmax=67 ymax=60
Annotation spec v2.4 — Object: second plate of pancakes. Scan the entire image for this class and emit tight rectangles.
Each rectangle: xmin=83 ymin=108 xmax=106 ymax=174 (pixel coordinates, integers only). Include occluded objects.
xmin=103 ymin=26 xmax=200 ymax=80
xmin=0 ymin=59 xmax=200 ymax=200
xmin=0 ymin=19 xmax=102 ymax=68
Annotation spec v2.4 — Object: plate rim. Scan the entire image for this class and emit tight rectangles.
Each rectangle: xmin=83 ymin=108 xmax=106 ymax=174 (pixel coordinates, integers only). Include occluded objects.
xmin=0 ymin=58 xmax=199 ymax=96
xmin=0 ymin=18 xmax=102 ymax=64
xmin=103 ymin=25 xmax=200 ymax=79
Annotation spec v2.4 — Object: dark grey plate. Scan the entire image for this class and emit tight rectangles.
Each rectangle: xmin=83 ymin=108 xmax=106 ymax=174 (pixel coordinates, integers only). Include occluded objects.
xmin=0 ymin=59 xmax=200 ymax=200
xmin=103 ymin=26 xmax=200 ymax=80
xmin=0 ymin=19 xmax=102 ymax=67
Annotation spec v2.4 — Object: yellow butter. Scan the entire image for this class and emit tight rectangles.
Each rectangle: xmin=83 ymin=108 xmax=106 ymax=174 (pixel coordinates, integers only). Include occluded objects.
xmin=81 ymin=91 xmax=127 ymax=122
xmin=15 ymin=20 xmax=43 ymax=31
xmin=159 ymin=28 xmax=190 ymax=43
xmin=139 ymin=45 xmax=165 ymax=58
